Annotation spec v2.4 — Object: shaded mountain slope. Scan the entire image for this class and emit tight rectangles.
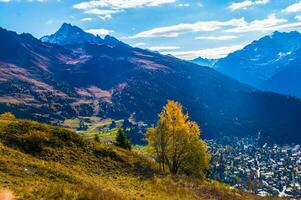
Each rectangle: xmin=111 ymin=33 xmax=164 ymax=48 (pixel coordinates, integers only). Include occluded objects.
xmin=260 ymin=46 xmax=301 ymax=97
xmin=1 ymin=25 xmax=301 ymax=144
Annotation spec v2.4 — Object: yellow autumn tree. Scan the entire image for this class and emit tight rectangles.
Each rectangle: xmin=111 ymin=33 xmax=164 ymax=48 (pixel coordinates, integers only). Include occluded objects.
xmin=146 ymin=100 xmax=210 ymax=178
xmin=0 ymin=112 xmax=16 ymax=120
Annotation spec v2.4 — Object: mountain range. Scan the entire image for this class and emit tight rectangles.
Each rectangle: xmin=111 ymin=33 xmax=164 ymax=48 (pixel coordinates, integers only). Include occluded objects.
xmin=214 ymin=31 xmax=301 ymax=98
xmin=189 ymin=57 xmax=217 ymax=68
xmin=1 ymin=24 xmax=301 ymax=144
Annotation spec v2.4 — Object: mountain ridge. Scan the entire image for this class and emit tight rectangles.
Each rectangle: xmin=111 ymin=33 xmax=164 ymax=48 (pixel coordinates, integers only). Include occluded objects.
xmin=41 ymin=23 xmax=103 ymax=45
xmin=1 ymin=25 xmax=301 ymax=144
xmin=189 ymin=57 xmax=217 ymax=68
xmin=214 ymin=31 xmax=301 ymax=97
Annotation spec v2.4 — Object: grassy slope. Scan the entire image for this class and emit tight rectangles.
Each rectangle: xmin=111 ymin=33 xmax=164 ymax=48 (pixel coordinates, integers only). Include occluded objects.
xmin=62 ymin=117 xmax=122 ymax=143
xmin=0 ymin=118 xmax=278 ymax=200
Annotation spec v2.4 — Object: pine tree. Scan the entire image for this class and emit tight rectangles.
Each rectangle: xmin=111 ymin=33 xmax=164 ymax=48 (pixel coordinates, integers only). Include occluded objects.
xmin=93 ymin=133 xmax=100 ymax=142
xmin=115 ymin=129 xmax=131 ymax=150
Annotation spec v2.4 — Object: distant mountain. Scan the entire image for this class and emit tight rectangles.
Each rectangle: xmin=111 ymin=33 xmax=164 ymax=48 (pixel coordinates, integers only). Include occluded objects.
xmin=41 ymin=23 xmax=103 ymax=45
xmin=41 ymin=23 xmax=129 ymax=49
xmin=1 ymin=25 xmax=301 ymax=144
xmin=214 ymin=31 xmax=301 ymax=97
xmin=189 ymin=57 xmax=217 ymax=67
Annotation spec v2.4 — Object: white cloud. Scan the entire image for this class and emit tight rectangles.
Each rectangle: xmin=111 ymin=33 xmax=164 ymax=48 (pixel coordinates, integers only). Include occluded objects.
xmin=129 ymin=14 xmax=299 ymax=39
xmin=161 ymin=45 xmax=245 ymax=59
xmin=80 ymin=17 xmax=94 ymax=21
xmin=229 ymin=0 xmax=269 ymax=11
xmin=229 ymin=1 xmax=252 ymax=11
xmin=73 ymin=0 xmax=176 ymax=19
xmin=177 ymin=3 xmax=189 ymax=7
xmin=135 ymin=43 xmax=146 ymax=46
xmin=84 ymin=8 xmax=118 ymax=15
xmin=129 ymin=18 xmax=247 ymax=38
xmin=83 ymin=8 xmax=118 ymax=19
xmin=225 ymin=14 xmax=288 ymax=33
xmin=282 ymin=1 xmax=301 ymax=13
xmin=263 ymin=21 xmax=301 ymax=31
xmin=196 ymin=35 xmax=238 ymax=40
xmin=74 ymin=0 xmax=176 ymax=10
xmin=296 ymin=15 xmax=301 ymax=21
xmin=255 ymin=0 xmax=269 ymax=4
xmin=148 ymin=46 xmax=180 ymax=51
xmin=86 ymin=28 xmax=114 ymax=36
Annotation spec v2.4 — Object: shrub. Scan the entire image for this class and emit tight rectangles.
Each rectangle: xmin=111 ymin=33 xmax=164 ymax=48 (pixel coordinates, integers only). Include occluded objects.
xmin=51 ymin=128 xmax=86 ymax=147
xmin=1 ymin=122 xmax=49 ymax=154
xmin=19 ymin=130 xmax=49 ymax=153
xmin=0 ymin=120 xmax=86 ymax=154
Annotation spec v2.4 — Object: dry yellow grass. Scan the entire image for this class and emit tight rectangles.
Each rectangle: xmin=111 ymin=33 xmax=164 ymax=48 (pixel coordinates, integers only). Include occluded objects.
xmin=0 ymin=118 xmax=280 ymax=200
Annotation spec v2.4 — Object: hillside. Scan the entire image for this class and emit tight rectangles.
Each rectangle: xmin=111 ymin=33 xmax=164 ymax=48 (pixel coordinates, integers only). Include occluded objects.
xmin=0 ymin=117 xmax=278 ymax=200
xmin=1 ymin=25 xmax=301 ymax=144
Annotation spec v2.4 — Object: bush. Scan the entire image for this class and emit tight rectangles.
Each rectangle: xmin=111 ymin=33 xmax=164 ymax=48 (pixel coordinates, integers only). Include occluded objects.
xmin=1 ymin=122 xmax=49 ymax=154
xmin=50 ymin=128 xmax=86 ymax=147
xmin=19 ymin=130 xmax=49 ymax=153
xmin=0 ymin=120 xmax=86 ymax=154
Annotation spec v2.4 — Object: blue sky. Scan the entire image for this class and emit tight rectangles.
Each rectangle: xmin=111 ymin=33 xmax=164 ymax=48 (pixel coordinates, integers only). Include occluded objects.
xmin=1 ymin=0 xmax=301 ymax=59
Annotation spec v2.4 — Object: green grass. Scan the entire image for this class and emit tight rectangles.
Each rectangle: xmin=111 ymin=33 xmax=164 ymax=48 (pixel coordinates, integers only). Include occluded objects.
xmin=86 ymin=119 xmax=112 ymax=132
xmin=62 ymin=117 xmax=124 ymax=143
xmin=0 ymin=118 xmax=280 ymax=200
xmin=62 ymin=118 xmax=81 ymax=130
xmin=90 ymin=128 xmax=120 ymax=144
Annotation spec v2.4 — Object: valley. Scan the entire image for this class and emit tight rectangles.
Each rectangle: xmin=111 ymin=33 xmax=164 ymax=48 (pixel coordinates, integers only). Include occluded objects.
xmin=1 ymin=15 xmax=301 ymax=199
xmin=62 ymin=115 xmax=301 ymax=198
xmin=60 ymin=115 xmax=301 ymax=198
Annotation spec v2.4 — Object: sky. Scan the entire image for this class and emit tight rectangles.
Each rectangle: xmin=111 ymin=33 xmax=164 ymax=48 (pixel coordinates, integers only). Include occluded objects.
xmin=1 ymin=0 xmax=301 ymax=59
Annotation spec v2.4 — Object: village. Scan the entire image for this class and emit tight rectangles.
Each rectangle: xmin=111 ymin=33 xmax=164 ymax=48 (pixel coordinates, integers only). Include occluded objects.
xmin=208 ymin=138 xmax=301 ymax=198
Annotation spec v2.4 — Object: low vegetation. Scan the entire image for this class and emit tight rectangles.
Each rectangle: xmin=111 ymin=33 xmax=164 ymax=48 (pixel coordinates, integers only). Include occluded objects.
xmin=0 ymin=112 xmax=279 ymax=199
